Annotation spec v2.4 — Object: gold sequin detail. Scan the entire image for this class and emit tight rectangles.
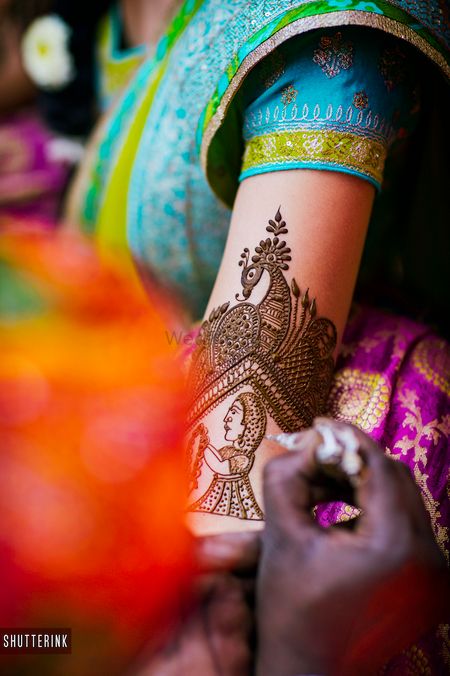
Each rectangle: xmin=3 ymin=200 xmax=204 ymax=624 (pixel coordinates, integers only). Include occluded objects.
xmin=353 ymin=90 xmax=369 ymax=109
xmin=313 ymin=31 xmax=353 ymax=78
xmin=334 ymin=503 xmax=361 ymax=523
xmin=242 ymin=129 xmax=386 ymax=185
xmin=401 ymin=644 xmax=432 ymax=675
xmin=327 ymin=368 xmax=390 ymax=432
xmin=201 ymin=11 xmax=450 ymax=179
xmin=281 ymin=84 xmax=298 ymax=106
xmin=412 ymin=337 xmax=450 ymax=397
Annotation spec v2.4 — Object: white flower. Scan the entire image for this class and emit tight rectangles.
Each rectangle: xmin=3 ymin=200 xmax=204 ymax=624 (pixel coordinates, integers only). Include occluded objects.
xmin=21 ymin=15 xmax=74 ymax=90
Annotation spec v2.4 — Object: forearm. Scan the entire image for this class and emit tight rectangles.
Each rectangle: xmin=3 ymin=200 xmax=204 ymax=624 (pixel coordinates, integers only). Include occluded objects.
xmin=206 ymin=171 xmax=373 ymax=342
xmin=186 ymin=170 xmax=374 ymax=534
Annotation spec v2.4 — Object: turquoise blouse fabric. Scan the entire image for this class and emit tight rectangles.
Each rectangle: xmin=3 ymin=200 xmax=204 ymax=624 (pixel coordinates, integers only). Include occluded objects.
xmin=77 ymin=0 xmax=448 ymax=321
xmin=240 ymin=27 xmax=420 ymax=190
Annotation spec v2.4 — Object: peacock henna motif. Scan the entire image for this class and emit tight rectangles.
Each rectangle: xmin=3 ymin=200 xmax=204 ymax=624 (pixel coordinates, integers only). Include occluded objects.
xmin=186 ymin=208 xmax=337 ymax=520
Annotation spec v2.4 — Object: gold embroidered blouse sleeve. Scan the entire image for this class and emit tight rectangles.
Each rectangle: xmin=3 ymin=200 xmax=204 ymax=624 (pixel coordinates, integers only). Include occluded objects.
xmin=186 ymin=169 xmax=374 ymax=534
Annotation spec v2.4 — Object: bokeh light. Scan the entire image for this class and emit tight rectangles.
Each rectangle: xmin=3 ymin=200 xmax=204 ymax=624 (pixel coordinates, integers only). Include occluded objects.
xmin=0 ymin=221 xmax=193 ymax=675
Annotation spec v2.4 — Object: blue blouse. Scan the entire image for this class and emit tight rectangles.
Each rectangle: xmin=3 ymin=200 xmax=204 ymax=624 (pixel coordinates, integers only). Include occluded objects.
xmin=239 ymin=27 xmax=420 ymax=191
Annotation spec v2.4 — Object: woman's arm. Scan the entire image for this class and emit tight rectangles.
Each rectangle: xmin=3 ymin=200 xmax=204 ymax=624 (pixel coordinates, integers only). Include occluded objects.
xmin=207 ymin=169 xmax=373 ymax=342
xmin=187 ymin=168 xmax=374 ymax=534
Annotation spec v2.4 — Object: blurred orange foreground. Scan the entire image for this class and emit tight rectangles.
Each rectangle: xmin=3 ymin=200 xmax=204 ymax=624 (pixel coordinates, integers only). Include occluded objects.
xmin=0 ymin=222 xmax=193 ymax=675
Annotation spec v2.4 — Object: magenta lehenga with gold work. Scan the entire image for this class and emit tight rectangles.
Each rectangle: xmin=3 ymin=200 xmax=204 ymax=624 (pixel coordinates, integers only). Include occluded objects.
xmin=322 ymin=306 xmax=450 ymax=673
xmin=66 ymin=0 xmax=449 ymax=671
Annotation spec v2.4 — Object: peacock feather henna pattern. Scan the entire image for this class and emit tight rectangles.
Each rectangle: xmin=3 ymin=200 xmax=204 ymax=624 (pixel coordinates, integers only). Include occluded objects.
xmin=186 ymin=208 xmax=337 ymax=520
xmin=188 ymin=208 xmax=337 ymax=433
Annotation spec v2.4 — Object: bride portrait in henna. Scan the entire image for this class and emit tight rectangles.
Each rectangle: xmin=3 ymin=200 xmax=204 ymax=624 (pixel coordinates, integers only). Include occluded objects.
xmin=188 ymin=392 xmax=266 ymax=520
xmin=7 ymin=0 xmax=449 ymax=673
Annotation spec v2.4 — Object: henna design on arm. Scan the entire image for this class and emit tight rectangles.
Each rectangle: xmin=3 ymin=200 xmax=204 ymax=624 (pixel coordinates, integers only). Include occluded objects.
xmin=187 ymin=208 xmax=337 ymax=521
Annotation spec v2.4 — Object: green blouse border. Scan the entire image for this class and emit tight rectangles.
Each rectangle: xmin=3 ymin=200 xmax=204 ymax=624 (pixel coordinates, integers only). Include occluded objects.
xmin=197 ymin=0 xmax=450 ymax=197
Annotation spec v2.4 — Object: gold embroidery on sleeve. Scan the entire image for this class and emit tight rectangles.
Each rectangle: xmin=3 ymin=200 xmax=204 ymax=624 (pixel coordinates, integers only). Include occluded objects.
xmin=313 ymin=31 xmax=354 ymax=78
xmin=353 ymin=90 xmax=369 ymax=109
xmin=281 ymin=84 xmax=298 ymax=107
xmin=242 ymin=129 xmax=386 ymax=184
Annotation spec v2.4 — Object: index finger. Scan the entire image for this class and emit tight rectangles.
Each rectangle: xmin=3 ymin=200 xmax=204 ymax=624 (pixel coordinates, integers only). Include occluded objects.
xmin=262 ymin=429 xmax=327 ymax=542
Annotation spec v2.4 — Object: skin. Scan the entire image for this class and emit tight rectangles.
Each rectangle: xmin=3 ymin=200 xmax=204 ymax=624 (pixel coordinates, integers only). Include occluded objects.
xmin=121 ymin=0 xmax=183 ymax=48
xmin=131 ymin=421 xmax=447 ymax=675
xmin=257 ymin=419 xmax=449 ymax=676
xmin=130 ymin=532 xmax=259 ymax=676
xmin=194 ymin=169 xmax=374 ymax=534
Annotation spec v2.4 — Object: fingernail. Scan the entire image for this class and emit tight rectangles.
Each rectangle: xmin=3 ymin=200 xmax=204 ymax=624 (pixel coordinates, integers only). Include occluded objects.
xmin=313 ymin=420 xmax=364 ymax=484
xmin=266 ymin=431 xmax=309 ymax=450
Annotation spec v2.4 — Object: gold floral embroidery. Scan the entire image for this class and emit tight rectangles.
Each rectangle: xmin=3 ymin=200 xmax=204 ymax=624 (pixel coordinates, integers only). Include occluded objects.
xmin=334 ymin=503 xmax=361 ymax=523
xmin=242 ymin=129 xmax=386 ymax=185
xmin=387 ymin=453 xmax=449 ymax=564
xmin=326 ymin=368 xmax=390 ymax=433
xmin=353 ymin=90 xmax=369 ymax=110
xmin=400 ymin=644 xmax=432 ymax=675
xmin=281 ymin=84 xmax=298 ymax=107
xmin=202 ymin=14 xmax=449 ymax=180
xmin=413 ymin=464 xmax=449 ymax=563
xmin=379 ymin=43 xmax=407 ymax=91
xmin=389 ymin=383 xmax=449 ymax=562
xmin=394 ymin=389 xmax=450 ymax=466
xmin=412 ymin=337 xmax=450 ymax=397
xmin=313 ymin=31 xmax=353 ymax=78
xmin=259 ymin=48 xmax=286 ymax=90
xmin=437 ymin=625 xmax=450 ymax=670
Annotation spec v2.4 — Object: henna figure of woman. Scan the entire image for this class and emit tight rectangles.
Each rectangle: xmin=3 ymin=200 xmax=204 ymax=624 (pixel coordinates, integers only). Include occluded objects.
xmin=189 ymin=392 xmax=266 ymax=521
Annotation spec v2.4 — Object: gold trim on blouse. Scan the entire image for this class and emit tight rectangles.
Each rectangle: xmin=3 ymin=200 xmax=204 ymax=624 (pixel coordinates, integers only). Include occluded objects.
xmin=202 ymin=10 xmax=450 ymax=182
xmin=241 ymin=129 xmax=386 ymax=185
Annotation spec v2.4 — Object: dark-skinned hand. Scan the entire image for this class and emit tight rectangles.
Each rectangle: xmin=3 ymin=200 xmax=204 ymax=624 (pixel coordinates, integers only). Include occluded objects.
xmin=256 ymin=418 xmax=449 ymax=676
xmin=132 ymin=531 xmax=259 ymax=676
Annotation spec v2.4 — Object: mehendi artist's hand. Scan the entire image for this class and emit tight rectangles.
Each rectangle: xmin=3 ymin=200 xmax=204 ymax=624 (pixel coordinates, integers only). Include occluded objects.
xmin=134 ymin=532 xmax=259 ymax=676
xmin=256 ymin=419 xmax=448 ymax=676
